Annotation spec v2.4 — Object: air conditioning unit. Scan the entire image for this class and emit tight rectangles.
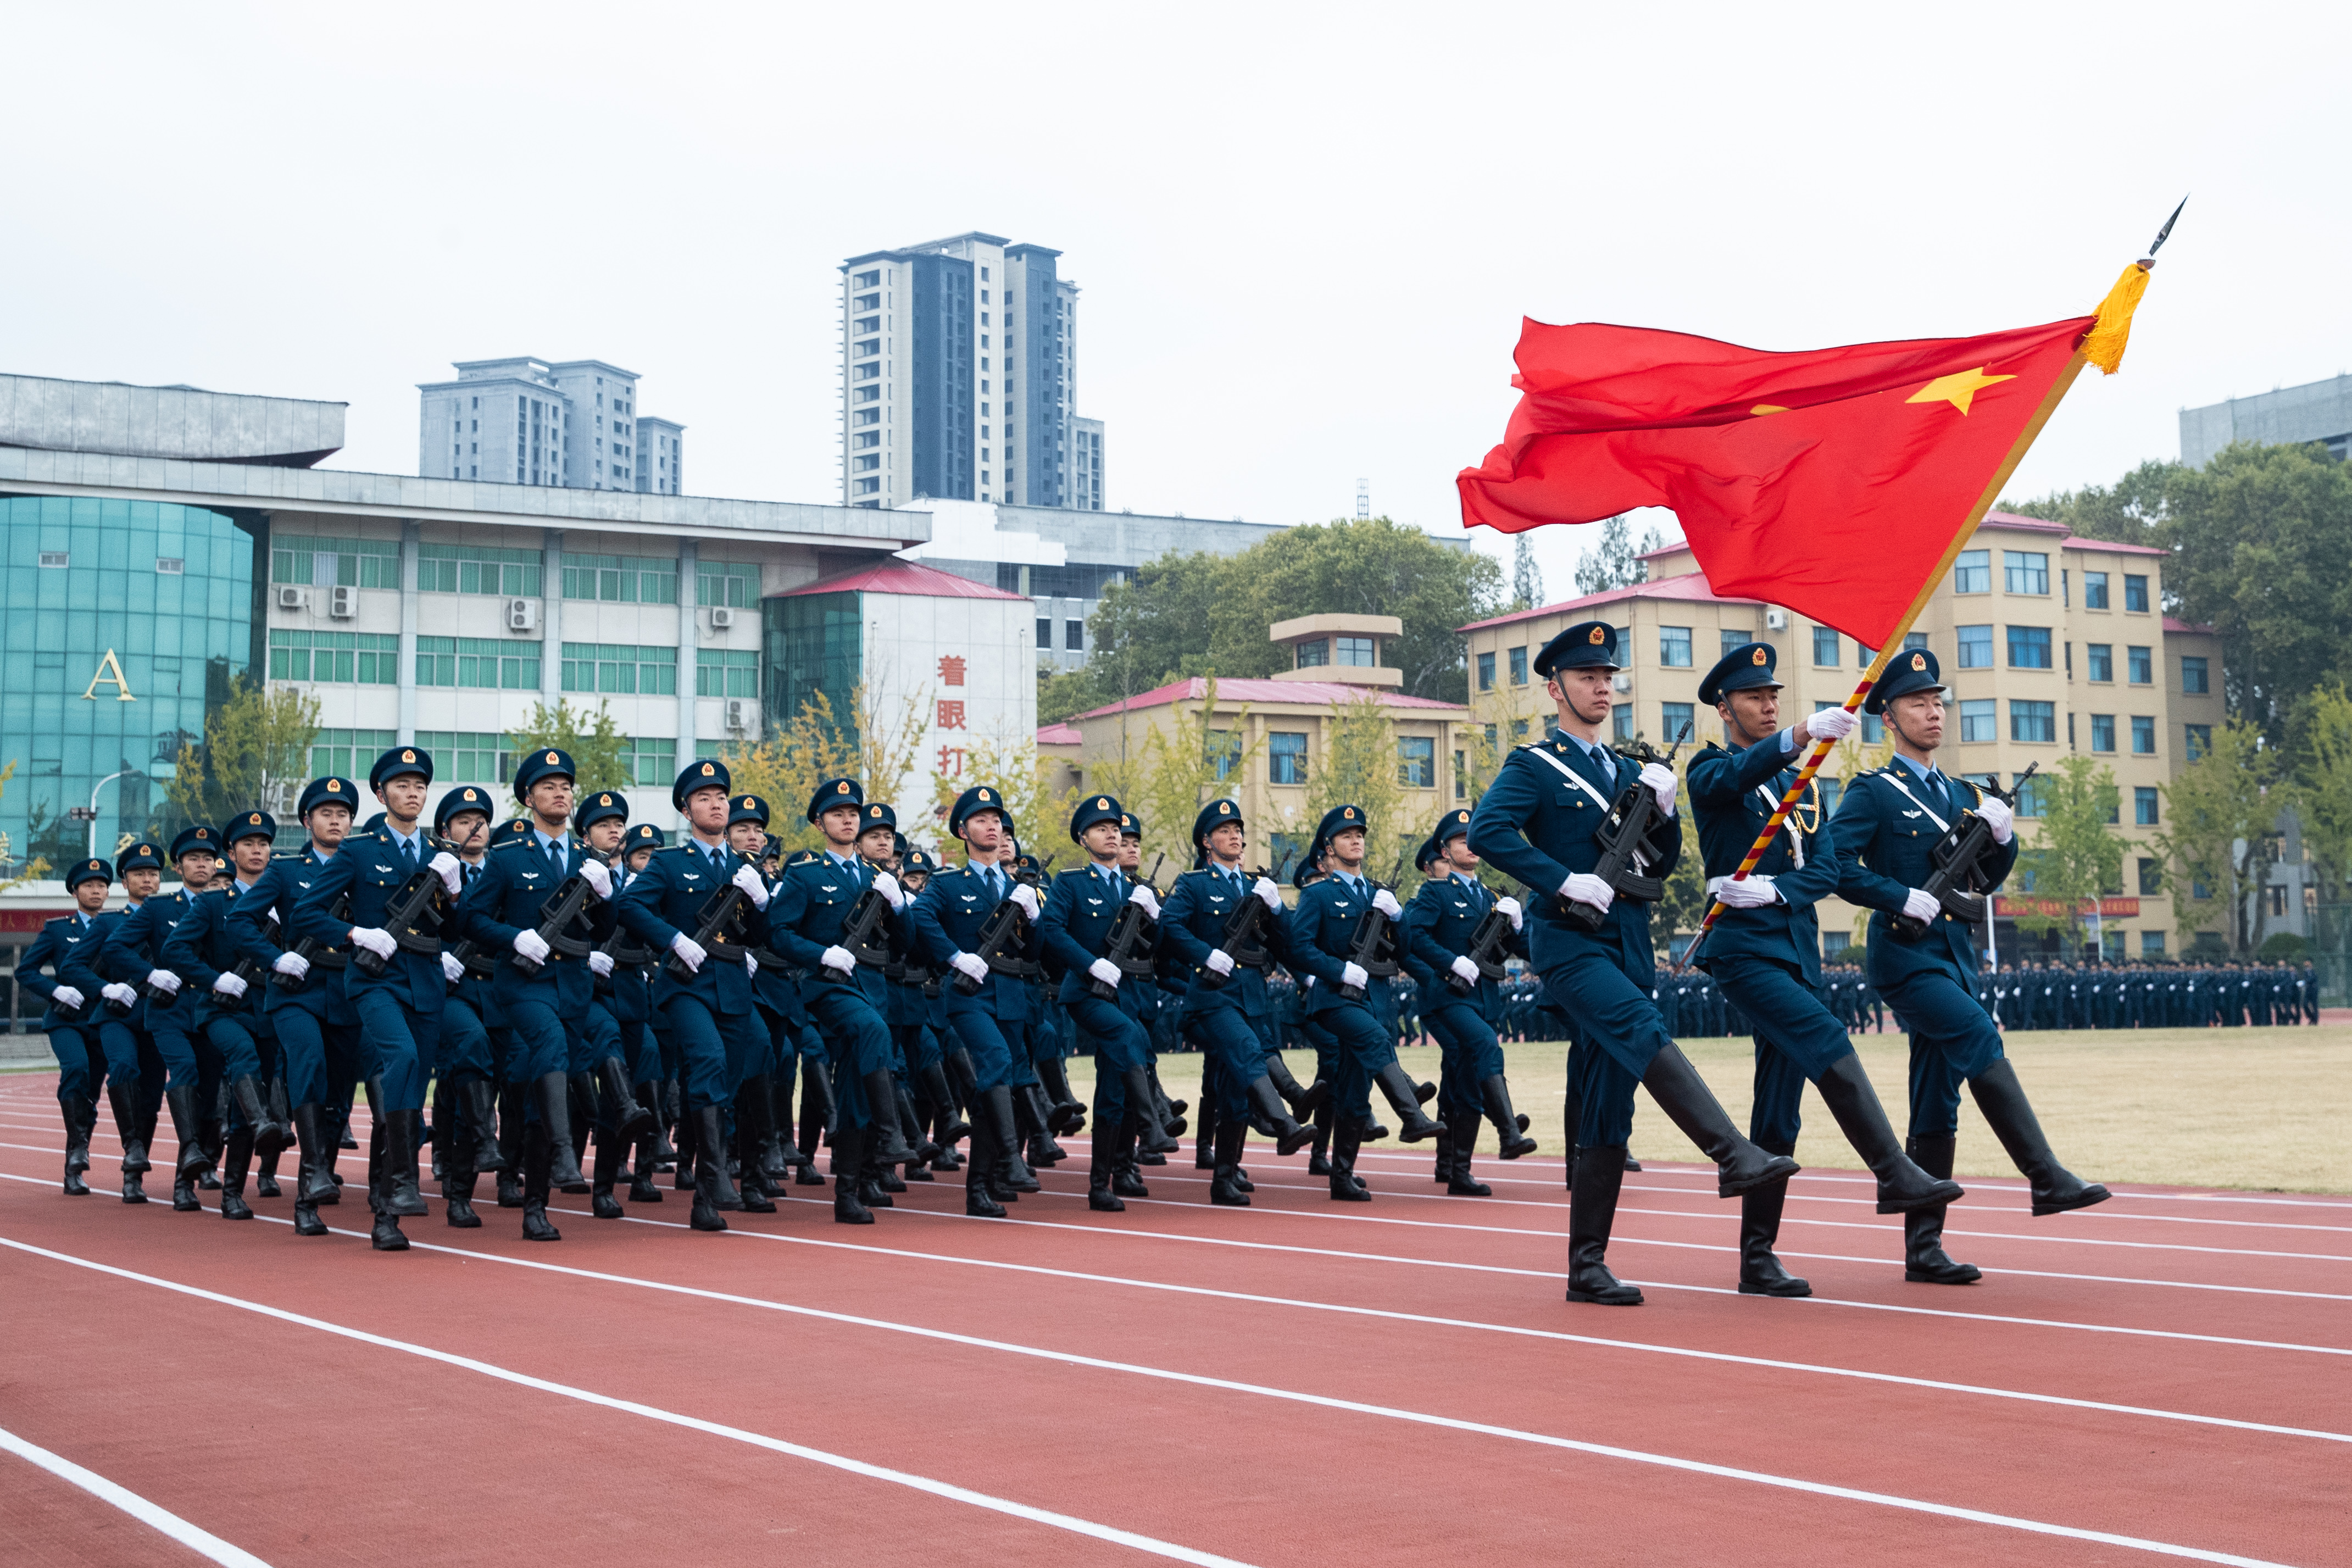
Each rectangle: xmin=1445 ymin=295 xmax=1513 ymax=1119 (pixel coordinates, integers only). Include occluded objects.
xmin=1612 ymin=671 xmax=1633 ymax=693
xmin=709 ymin=606 xmax=736 ymax=630
xmin=274 ymin=585 xmax=308 ymax=611
xmin=505 ymin=598 xmax=537 ymax=632
xmin=725 ymin=699 xmax=752 ymax=732
xmin=1764 ymin=608 xmax=1788 ymax=630
xmin=327 ymin=585 xmax=358 ymax=619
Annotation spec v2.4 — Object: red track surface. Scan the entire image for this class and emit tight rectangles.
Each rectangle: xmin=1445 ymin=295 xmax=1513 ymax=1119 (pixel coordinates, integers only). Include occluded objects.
xmin=2 ymin=1070 xmax=2346 ymax=1568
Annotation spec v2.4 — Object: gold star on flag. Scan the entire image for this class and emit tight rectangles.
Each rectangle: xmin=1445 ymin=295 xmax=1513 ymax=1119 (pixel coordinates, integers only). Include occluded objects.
xmin=1905 ymin=367 xmax=2015 ymax=416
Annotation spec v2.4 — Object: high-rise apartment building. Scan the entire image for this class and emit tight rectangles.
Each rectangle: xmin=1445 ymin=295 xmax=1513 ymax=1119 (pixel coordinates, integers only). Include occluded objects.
xmin=838 ymin=232 xmax=1104 ymax=512
xmin=418 ymin=358 xmax=683 ymax=494
xmin=2179 ymin=372 xmax=2352 ymax=466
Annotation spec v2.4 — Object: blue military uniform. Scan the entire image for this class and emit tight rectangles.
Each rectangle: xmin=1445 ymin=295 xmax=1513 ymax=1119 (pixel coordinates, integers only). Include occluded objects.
xmin=426 ymin=785 xmax=510 ymax=1226
xmin=20 ymin=860 xmax=113 ymax=1194
xmin=93 ymin=839 xmax=202 ymax=1204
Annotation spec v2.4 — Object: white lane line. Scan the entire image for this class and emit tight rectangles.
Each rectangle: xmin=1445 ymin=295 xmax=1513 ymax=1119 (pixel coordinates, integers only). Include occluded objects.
xmin=0 ymin=1233 xmax=2301 ymax=1568
xmin=0 ymin=1422 xmax=274 ymax=1567
xmin=0 ymin=1236 xmax=1260 ymax=1568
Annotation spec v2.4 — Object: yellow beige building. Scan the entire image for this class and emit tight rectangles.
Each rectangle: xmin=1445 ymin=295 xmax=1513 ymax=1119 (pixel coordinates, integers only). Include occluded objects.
xmin=1457 ymin=513 xmax=2226 ymax=959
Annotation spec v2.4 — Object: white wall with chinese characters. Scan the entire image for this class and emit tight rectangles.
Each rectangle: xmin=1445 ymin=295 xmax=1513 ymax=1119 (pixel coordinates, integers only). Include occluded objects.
xmin=863 ymin=588 xmax=1035 ymax=838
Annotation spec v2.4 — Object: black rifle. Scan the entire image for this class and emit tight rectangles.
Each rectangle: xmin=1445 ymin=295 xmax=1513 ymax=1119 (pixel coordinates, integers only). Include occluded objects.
xmin=1193 ymin=860 xmax=1281 ymax=990
xmin=591 ymin=924 xmax=655 ymax=998
xmin=839 ymin=877 xmax=899 ymax=967
xmin=1338 ymin=852 xmax=1409 ymax=1001
xmin=950 ymin=853 xmax=1059 ymax=996
xmin=1088 ymin=853 xmax=1166 ymax=1002
xmin=1558 ymin=725 xmax=1690 ymax=934
xmin=270 ymin=892 xmax=351 ymax=992
xmin=1889 ymin=762 xmax=2037 ymax=941
xmin=355 ymin=834 xmax=459 ymax=977
xmin=441 ymin=936 xmax=500 ymax=996
xmin=211 ymin=906 xmax=277 ymax=1012
xmin=1446 ymin=885 xmax=1522 ymax=997
xmin=666 ymin=878 xmax=753 ymax=982
xmin=512 ymin=869 xmax=603 ymax=978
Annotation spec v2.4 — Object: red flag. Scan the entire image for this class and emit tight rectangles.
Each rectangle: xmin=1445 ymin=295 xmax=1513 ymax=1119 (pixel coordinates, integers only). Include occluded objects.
xmin=1456 ymin=313 xmax=2101 ymax=648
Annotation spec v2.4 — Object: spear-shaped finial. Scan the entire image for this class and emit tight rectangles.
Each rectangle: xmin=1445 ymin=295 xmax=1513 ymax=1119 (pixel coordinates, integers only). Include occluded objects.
xmin=2145 ymin=195 xmax=2188 ymax=263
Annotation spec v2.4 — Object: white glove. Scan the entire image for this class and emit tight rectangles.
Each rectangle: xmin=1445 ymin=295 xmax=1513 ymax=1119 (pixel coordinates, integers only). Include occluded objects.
xmin=51 ymin=985 xmax=85 ymax=1011
xmin=1126 ymin=884 xmax=1161 ymax=919
xmin=1205 ymin=948 xmax=1236 ymax=977
xmin=1449 ymin=955 xmax=1481 ymax=984
xmin=349 ymin=926 xmax=398 ymax=960
xmin=1976 ymin=795 xmax=2014 ymax=845
xmin=950 ymin=950 xmax=989 ymax=984
xmin=576 ymin=858 xmax=613 ymax=900
xmin=1088 ymin=957 xmax=1122 ymax=988
xmin=1805 ymin=707 xmax=1858 ymax=744
xmin=103 ymin=983 xmax=137 ymax=1007
xmin=588 ymin=950 xmax=614 ymax=977
xmin=745 ymin=952 xmax=760 ymax=976
xmin=429 ymin=851 xmax=464 ymax=896
xmin=1639 ymin=761 xmax=1677 ymax=813
xmin=821 ymin=945 xmax=857 ymax=975
xmin=441 ymin=953 xmax=466 ymax=985
xmin=872 ymin=871 xmax=903 ymax=909
xmin=1371 ymin=889 xmax=1403 ymax=920
xmin=1496 ymin=896 xmax=1523 ymax=931
xmin=512 ymin=928 xmax=552 ymax=964
xmin=730 ymin=864 xmax=769 ymax=909
xmin=669 ymin=932 xmax=707 ymax=972
xmin=144 ymin=968 xmax=182 ymax=996
xmin=1560 ymin=872 xmax=1616 ymax=913
xmin=1252 ymin=876 xmax=1283 ymax=911
xmin=272 ymin=952 xmax=310 ymax=981
xmin=1009 ymin=883 xmax=1041 ymax=920
xmin=1341 ymin=961 xmax=1371 ymax=991
xmin=212 ymin=972 xmax=249 ymax=999
xmin=1712 ymin=874 xmax=1779 ymax=909
xmin=1902 ymin=887 xmax=1940 ymax=924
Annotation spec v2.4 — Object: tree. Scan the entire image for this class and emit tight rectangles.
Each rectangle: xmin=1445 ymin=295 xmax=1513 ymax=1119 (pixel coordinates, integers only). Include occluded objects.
xmin=0 ymin=760 xmax=50 ymax=889
xmin=722 ymin=685 xmax=928 ymax=857
xmin=2009 ymin=755 xmax=2127 ymax=954
xmin=1999 ymin=459 xmax=2184 ymax=547
xmin=1572 ymin=514 xmax=1662 ymax=597
xmin=2153 ymin=719 xmax=2282 ymax=956
xmin=925 ymin=731 xmax=1079 ymax=865
xmin=165 ymin=674 xmax=320 ymax=824
xmin=1080 ymin=679 xmax=1267 ymax=875
xmin=2292 ymin=682 xmax=2352 ymax=906
xmin=1304 ymin=692 xmax=1422 ymax=876
xmin=506 ymin=700 xmax=630 ymax=795
xmin=1510 ymin=535 xmax=1544 ymax=611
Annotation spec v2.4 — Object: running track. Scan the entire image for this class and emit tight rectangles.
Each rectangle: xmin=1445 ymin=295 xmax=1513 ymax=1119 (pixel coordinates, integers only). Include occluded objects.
xmin=0 ymin=1070 xmax=2344 ymax=1568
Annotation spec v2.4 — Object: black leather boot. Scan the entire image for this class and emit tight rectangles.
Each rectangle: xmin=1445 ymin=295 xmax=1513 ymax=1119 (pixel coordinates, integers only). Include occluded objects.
xmin=1374 ymin=1061 xmax=1447 ymax=1143
xmin=563 ymin=1071 xmax=597 ymax=1192
xmin=465 ymin=1078 xmax=505 ymax=1173
xmin=1639 ymin=1042 xmax=1800 ymax=1197
xmin=1480 ymin=1074 xmax=1538 ymax=1159
xmin=197 ymin=1108 xmax=224 ymax=1188
xmin=444 ymin=1115 xmax=482 ymax=1228
xmin=1146 ymin=1059 xmax=1188 ymax=1138
xmin=382 ymin=1108 xmax=429 ymax=1217
xmin=600 ymin=1058 xmax=655 ymax=1141
xmin=1968 ymin=1059 xmax=2111 ymax=1215
xmin=1194 ymin=1082 xmax=1220 ymax=1169
xmin=984 ymin=1085 xmax=1039 ymax=1196
xmin=1018 ymin=1082 xmax=1067 ymax=1165
xmin=219 ymin=1126 xmax=255 ymax=1220
xmin=1328 ymin=1117 xmax=1371 ymax=1202
xmin=861 ymin=1148 xmax=897 ymax=1205
xmin=521 ymin=1122 xmax=561 ymax=1242
xmin=61 ymin=1094 xmax=94 ymax=1195
xmin=1263 ymin=1049 xmax=1322 ymax=1118
xmin=1903 ymin=1133 xmax=1982 ymax=1283
xmin=428 ymin=1081 xmax=449 ymax=1184
xmin=1307 ymin=1097 xmax=1333 ymax=1177
xmin=629 ymin=1121 xmax=664 ymax=1203
xmin=591 ymin=1131 xmax=627 ymax=1219
xmin=644 ymin=1080 xmax=681 ymax=1171
xmin=165 ymin=1085 xmax=208 ymax=1208
xmin=1736 ymin=1142 xmax=1809 ymax=1297
xmin=497 ymin=1080 xmax=526 ymax=1186
xmin=1121 ymin=1065 xmax=1182 ymax=1155
xmin=288 ymin=1103 xmax=329 ymax=1234
xmin=860 ymin=1069 xmax=920 ymax=1165
xmin=535 ymin=1072 xmax=586 ymax=1189
xmin=1449 ymin=1116 xmax=1492 ymax=1196
xmin=688 ymin=1104 xmax=729 ymax=1232
xmin=832 ymin=1125 xmax=874 ymax=1224
xmin=1088 ymin=1112 xmax=1126 ymax=1211
xmin=1039 ymin=1052 xmax=1087 ymax=1136
xmin=370 ymin=1105 xmax=410 ymax=1253
xmin=230 ymin=1074 xmax=289 ymax=1163
xmin=1241 ymin=1074 xmax=1318 ymax=1155
xmin=964 ymin=1094 xmax=1008 ymax=1217
xmin=920 ymin=1060 xmax=972 ymax=1149
xmin=1813 ymin=1055 xmax=1965 ymax=1214
xmin=1565 ymin=1145 xmax=1643 ymax=1304
xmin=1209 ymin=1120 xmax=1252 ymax=1206
xmin=754 ymin=1075 xmax=794 ymax=1178
xmin=674 ymin=1094 xmax=702 ymax=1191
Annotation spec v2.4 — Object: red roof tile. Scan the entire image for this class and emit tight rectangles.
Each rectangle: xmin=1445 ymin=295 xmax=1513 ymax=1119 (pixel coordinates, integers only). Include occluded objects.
xmin=1035 ymin=722 xmax=1083 ymax=746
xmin=1072 ymin=678 xmax=1464 ymax=722
xmin=774 ymin=559 xmax=1027 ymax=601
xmin=1457 ymin=571 xmax=1761 ymax=633
xmin=2163 ymin=616 xmax=2214 ymax=635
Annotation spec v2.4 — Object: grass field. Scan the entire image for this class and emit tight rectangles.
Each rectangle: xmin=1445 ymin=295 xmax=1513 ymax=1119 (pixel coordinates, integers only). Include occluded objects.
xmin=1067 ymin=1025 xmax=2352 ymax=1195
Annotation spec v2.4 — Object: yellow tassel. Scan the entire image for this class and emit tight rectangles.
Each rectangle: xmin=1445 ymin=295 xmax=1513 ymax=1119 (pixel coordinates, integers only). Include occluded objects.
xmin=2081 ymin=260 xmax=2151 ymax=375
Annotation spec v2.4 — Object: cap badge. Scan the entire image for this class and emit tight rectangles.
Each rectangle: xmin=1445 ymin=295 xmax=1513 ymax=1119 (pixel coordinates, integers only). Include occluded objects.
xmin=1750 ymin=647 xmax=1767 ymax=665
xmin=545 ymin=751 xmax=559 ymax=765
xmin=249 ymin=814 xmax=261 ymax=824
xmin=1097 ymin=798 xmax=1108 ymax=809
xmin=328 ymin=780 xmax=342 ymax=791
xmin=1910 ymin=652 xmax=1927 ymax=671
xmin=1588 ymin=626 xmax=1605 ymax=644
xmin=836 ymin=782 xmax=849 ymax=794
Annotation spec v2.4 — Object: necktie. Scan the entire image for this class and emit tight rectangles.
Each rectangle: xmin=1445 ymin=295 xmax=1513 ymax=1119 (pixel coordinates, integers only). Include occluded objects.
xmin=990 ymin=868 xmax=1005 ymax=902
xmin=548 ymin=837 xmax=568 ymax=878
xmin=399 ymin=836 xmax=418 ymax=876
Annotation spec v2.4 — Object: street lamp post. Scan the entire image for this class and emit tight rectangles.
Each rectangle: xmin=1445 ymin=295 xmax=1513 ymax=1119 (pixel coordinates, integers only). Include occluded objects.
xmin=84 ymin=768 xmax=141 ymax=860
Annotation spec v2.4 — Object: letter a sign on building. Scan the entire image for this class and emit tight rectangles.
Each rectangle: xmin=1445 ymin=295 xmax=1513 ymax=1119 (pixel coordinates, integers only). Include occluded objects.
xmin=82 ymin=649 xmax=136 ymax=702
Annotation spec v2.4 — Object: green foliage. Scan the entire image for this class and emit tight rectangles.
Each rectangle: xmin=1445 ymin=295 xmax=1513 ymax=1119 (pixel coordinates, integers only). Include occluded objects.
xmin=1572 ymin=514 xmax=1662 ymax=596
xmin=1510 ymin=535 xmax=1544 ymax=611
xmin=1999 ymin=459 xmax=2185 ymax=547
xmin=506 ymin=699 xmax=630 ymax=796
xmin=1303 ymin=691 xmax=1421 ymax=872
xmin=2294 ymin=682 xmax=2352 ymax=905
xmin=1082 ymin=679 xmax=1264 ymax=874
xmin=2153 ymin=718 xmax=2282 ymax=956
xmin=165 ymin=674 xmax=321 ymax=824
xmin=721 ymin=685 xmax=928 ymax=857
xmin=2011 ymin=754 xmax=2127 ymax=947
xmin=1653 ymin=801 xmax=1707 ymax=941
xmin=0 ymin=760 xmax=48 ymax=888
xmin=2256 ymin=931 xmax=2311 ymax=960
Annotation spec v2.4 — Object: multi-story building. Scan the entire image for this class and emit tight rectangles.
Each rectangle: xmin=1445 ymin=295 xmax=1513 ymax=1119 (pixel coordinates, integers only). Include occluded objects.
xmin=2181 ymin=373 xmax=2352 ymax=466
xmin=1458 ymin=511 xmax=2226 ymax=960
xmin=416 ymin=358 xmax=683 ymax=494
xmin=837 ymin=232 xmax=1103 ymax=513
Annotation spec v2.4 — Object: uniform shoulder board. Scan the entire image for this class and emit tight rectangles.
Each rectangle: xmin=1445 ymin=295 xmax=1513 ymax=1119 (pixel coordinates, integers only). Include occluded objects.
xmin=488 ymin=836 xmax=530 ymax=854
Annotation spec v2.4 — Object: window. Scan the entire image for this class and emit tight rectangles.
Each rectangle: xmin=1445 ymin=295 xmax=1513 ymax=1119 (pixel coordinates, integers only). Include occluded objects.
xmin=696 ymin=648 xmax=759 ymax=699
xmin=1959 ymin=699 xmax=1997 ymax=742
xmin=1817 ymin=776 xmax=1843 ymax=815
xmin=1821 ymin=931 xmax=1851 ymax=958
xmin=414 ymin=731 xmax=514 ymax=787
xmin=2135 ymin=787 xmax=2159 ymax=826
xmin=2131 ymin=715 xmax=2155 ymax=755
xmin=1036 ymin=618 xmax=1053 ymax=649
xmin=2007 ymin=625 xmax=2052 ymax=669
xmin=2083 ymin=570 xmax=2109 ymax=609
xmin=1955 ymin=625 xmax=1993 ymax=668
xmin=560 ymin=642 xmax=678 ymax=696
xmin=1398 ymin=736 xmax=1436 ymax=788
xmin=415 ymin=636 xmax=540 ymax=690
xmin=309 ymin=728 xmax=396 ymax=781
xmin=1269 ymin=731 xmax=1308 ymax=785
xmin=2184 ymin=724 xmax=2211 ymax=760
xmin=1812 ymin=626 xmax=1839 ymax=665
xmin=268 ymin=630 xmax=399 ymax=685
xmin=1659 ymin=626 xmax=1693 ymax=668
xmin=1904 ymin=632 xmax=1929 ymax=652
xmin=1476 ymin=651 xmax=1495 ymax=691
xmin=272 ymin=535 xmax=399 ymax=590
xmin=854 ymin=269 xmax=880 ymax=287
xmin=2142 ymin=931 xmax=2166 ymax=958
xmin=1861 ymin=713 xmax=1884 ymax=744
xmin=1295 ymin=638 xmax=1328 ymax=669
xmin=1208 ymin=731 xmax=1240 ymax=782
xmin=2127 ymin=645 xmax=2152 ymax=684
xmin=1953 ymin=549 xmax=1990 ymax=594
xmin=561 ymin=552 xmax=676 ymax=604
xmin=2138 ymin=858 xmax=2162 ymax=896
xmin=1661 ymin=701 xmax=1694 ymax=741
xmin=696 ymin=562 xmax=760 ymax=608
xmin=1511 ymin=719 xmax=1530 ymax=740
xmin=2181 ymin=655 xmax=2209 ymax=694
xmin=2013 ymin=772 xmax=2050 ymax=816
xmin=1613 ymin=707 xmax=1634 ymax=742
xmin=2087 ymin=642 xmax=2113 ymax=682
xmin=419 ymin=543 xmax=542 ymax=597
xmin=2123 ymin=574 xmax=2149 ymax=612
xmin=1721 ymin=629 xmax=1752 ymax=659
xmin=1858 ymin=643 xmax=1875 ymax=669
xmin=2089 ymin=714 xmax=2115 ymax=752
xmin=2010 ymin=699 xmax=2056 ymax=743
xmin=1336 ymin=636 xmax=1376 ymax=667
xmin=2003 ymin=551 xmax=2049 ymax=594
xmin=1507 ymin=646 xmax=1527 ymax=686
xmin=620 ymin=736 xmax=676 ymax=788
xmin=1065 ymin=620 xmax=1084 ymax=653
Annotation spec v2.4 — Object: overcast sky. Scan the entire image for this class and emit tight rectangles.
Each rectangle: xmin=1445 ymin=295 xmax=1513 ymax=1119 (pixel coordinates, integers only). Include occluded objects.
xmin=8 ymin=4 xmax=2346 ymax=602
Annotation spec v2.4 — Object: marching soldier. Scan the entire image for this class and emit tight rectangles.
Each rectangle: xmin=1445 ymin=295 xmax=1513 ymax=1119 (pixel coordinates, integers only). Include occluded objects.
xmin=575 ymin=787 xmax=654 ymax=1219
xmin=428 ymin=786 xmax=504 ymax=1227
xmin=613 ymin=821 xmax=675 ymax=1203
xmin=1831 ymin=647 xmax=2110 ymax=1287
xmin=19 ymin=860 xmax=114 ymax=1194
xmin=1469 ymin=621 xmax=1797 ymax=1306
xmin=1686 ymin=642 xmax=1962 ymax=1297
xmin=99 ymin=829 xmax=224 ymax=1210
